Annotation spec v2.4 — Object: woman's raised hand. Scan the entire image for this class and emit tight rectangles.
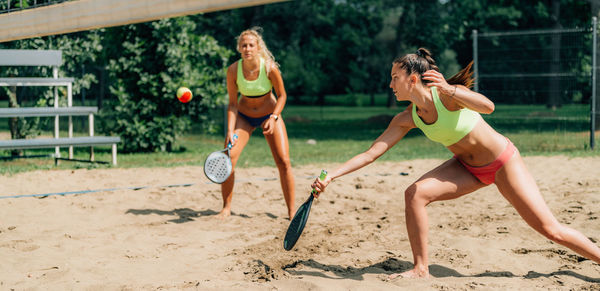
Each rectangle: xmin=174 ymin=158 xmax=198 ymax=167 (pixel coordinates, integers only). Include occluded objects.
xmin=422 ymin=70 xmax=455 ymax=97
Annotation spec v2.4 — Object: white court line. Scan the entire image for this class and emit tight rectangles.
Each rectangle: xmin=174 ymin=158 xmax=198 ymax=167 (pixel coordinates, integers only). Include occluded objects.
xmin=0 ymin=172 xmax=409 ymax=199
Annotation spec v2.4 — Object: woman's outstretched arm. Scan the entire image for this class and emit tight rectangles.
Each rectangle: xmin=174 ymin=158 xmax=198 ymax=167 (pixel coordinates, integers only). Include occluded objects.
xmin=312 ymin=107 xmax=415 ymax=196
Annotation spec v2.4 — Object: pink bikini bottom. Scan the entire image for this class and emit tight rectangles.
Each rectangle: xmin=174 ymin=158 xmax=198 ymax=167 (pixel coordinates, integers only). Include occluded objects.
xmin=455 ymin=139 xmax=517 ymax=185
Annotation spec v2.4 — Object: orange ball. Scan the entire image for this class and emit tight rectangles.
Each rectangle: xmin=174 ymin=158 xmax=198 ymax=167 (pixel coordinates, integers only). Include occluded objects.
xmin=176 ymin=87 xmax=193 ymax=103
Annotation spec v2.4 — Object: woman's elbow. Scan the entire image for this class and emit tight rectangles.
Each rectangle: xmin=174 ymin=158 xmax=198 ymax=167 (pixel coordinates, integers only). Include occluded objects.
xmin=364 ymin=151 xmax=382 ymax=164
xmin=481 ymin=100 xmax=495 ymax=114
xmin=277 ymin=93 xmax=287 ymax=103
xmin=486 ymin=101 xmax=495 ymax=114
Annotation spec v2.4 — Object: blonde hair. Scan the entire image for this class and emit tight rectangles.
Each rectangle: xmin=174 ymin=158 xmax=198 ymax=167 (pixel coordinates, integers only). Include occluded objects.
xmin=236 ymin=27 xmax=279 ymax=73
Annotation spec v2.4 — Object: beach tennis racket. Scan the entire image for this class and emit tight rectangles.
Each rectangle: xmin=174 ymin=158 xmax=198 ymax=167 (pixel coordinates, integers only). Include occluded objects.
xmin=204 ymin=134 xmax=237 ymax=184
xmin=283 ymin=169 xmax=327 ymax=251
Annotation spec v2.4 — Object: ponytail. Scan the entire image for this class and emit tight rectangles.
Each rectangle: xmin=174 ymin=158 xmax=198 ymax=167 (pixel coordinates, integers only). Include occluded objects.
xmin=446 ymin=61 xmax=474 ymax=89
xmin=394 ymin=48 xmax=474 ymax=88
xmin=415 ymin=48 xmax=439 ymax=73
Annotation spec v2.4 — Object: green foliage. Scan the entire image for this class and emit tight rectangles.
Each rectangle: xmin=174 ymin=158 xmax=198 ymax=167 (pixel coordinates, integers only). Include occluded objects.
xmin=101 ymin=17 xmax=233 ymax=152
xmin=193 ymin=0 xmax=593 ymax=107
xmin=0 ymin=104 xmax=595 ymax=174
xmin=0 ymin=0 xmax=595 ymax=156
xmin=1 ymin=16 xmax=232 ymax=153
xmin=444 ymin=0 xmax=592 ymax=66
xmin=196 ymin=0 xmax=388 ymax=104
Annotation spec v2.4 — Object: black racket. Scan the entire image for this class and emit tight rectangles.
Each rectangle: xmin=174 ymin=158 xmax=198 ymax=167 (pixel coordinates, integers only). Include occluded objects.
xmin=283 ymin=170 xmax=327 ymax=251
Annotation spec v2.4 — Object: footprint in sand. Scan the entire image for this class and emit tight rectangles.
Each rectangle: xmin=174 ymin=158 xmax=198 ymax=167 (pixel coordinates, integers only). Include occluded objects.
xmin=1 ymin=239 xmax=40 ymax=252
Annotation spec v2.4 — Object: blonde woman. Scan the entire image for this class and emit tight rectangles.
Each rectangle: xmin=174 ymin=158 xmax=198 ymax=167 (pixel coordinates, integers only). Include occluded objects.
xmin=217 ymin=27 xmax=295 ymax=219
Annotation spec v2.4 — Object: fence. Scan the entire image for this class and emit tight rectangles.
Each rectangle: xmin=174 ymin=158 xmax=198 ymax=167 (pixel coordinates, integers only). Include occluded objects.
xmin=473 ymin=17 xmax=598 ymax=149
xmin=0 ymin=0 xmax=71 ymax=14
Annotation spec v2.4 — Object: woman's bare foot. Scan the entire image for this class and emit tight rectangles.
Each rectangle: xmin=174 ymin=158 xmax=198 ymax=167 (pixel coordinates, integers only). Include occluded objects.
xmin=215 ymin=208 xmax=231 ymax=220
xmin=388 ymin=268 xmax=430 ymax=280
xmin=288 ymin=210 xmax=296 ymax=220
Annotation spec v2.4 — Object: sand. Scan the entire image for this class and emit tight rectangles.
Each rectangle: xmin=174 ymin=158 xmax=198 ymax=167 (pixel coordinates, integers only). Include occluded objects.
xmin=1 ymin=155 xmax=599 ymax=290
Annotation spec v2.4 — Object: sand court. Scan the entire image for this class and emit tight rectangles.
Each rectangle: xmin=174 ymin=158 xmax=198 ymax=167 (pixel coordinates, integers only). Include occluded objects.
xmin=1 ymin=156 xmax=599 ymax=290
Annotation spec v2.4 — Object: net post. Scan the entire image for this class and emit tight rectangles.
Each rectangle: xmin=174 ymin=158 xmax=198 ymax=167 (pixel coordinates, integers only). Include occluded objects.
xmin=592 ymin=17 xmax=597 ymax=150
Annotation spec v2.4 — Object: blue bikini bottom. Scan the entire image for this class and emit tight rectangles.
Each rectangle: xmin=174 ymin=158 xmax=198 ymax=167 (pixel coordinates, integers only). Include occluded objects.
xmin=238 ymin=112 xmax=271 ymax=127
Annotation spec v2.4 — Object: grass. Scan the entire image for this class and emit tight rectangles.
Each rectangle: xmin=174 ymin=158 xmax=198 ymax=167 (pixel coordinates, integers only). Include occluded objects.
xmin=0 ymin=103 xmax=597 ymax=175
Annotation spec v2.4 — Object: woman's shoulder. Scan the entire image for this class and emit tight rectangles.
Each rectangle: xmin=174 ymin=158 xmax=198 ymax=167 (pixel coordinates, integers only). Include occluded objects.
xmin=266 ymin=61 xmax=280 ymax=73
xmin=390 ymin=106 xmax=416 ymax=128
xmin=228 ymin=61 xmax=240 ymax=70
xmin=266 ymin=62 xmax=282 ymax=80
xmin=227 ymin=61 xmax=239 ymax=76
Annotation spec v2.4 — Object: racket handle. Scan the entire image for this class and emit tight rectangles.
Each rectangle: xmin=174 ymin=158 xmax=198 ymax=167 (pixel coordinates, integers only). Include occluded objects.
xmin=311 ymin=170 xmax=328 ymax=195
xmin=227 ymin=133 xmax=238 ymax=149
xmin=319 ymin=169 xmax=327 ymax=180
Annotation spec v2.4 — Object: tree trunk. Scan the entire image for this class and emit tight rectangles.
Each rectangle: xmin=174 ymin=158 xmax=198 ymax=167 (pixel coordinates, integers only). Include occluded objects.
xmin=317 ymin=93 xmax=325 ymax=106
xmin=547 ymin=0 xmax=561 ymax=109
xmin=386 ymin=89 xmax=397 ymax=108
xmin=8 ymin=86 xmax=23 ymax=157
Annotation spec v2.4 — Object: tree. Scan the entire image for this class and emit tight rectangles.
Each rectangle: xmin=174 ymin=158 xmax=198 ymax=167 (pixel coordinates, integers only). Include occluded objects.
xmin=444 ymin=0 xmax=592 ymax=107
xmin=548 ymin=0 xmax=562 ymax=109
xmin=101 ymin=17 xmax=233 ymax=152
xmin=589 ymin=0 xmax=600 ymax=128
xmin=194 ymin=0 xmax=388 ymax=105
xmin=1 ymin=16 xmax=232 ymax=153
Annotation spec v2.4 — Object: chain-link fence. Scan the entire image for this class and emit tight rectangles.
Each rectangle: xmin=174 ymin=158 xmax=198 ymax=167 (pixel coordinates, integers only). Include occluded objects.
xmin=473 ymin=18 xmax=598 ymax=150
xmin=0 ymin=0 xmax=71 ymax=14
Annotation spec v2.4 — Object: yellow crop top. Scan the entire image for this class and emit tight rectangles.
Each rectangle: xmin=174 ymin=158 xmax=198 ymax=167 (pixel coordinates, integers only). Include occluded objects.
xmin=236 ymin=58 xmax=272 ymax=97
xmin=412 ymin=87 xmax=481 ymax=146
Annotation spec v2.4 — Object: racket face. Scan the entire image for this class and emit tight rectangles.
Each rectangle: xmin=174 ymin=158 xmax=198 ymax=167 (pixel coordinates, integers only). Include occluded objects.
xmin=203 ymin=150 xmax=232 ymax=184
xmin=283 ymin=195 xmax=314 ymax=251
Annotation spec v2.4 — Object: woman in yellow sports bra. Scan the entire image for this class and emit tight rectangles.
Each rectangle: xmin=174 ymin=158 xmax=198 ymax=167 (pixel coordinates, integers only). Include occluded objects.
xmin=218 ymin=27 xmax=295 ymax=220
xmin=310 ymin=48 xmax=600 ymax=278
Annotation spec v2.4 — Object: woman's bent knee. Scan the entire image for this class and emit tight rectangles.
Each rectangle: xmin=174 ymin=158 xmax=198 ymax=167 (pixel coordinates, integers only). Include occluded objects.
xmin=405 ymin=184 xmax=417 ymax=201
xmin=274 ymin=158 xmax=292 ymax=170
xmin=405 ymin=184 xmax=427 ymax=207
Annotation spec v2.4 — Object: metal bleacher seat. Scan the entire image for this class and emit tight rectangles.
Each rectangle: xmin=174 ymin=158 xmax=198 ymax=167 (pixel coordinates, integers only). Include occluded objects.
xmin=0 ymin=49 xmax=120 ymax=165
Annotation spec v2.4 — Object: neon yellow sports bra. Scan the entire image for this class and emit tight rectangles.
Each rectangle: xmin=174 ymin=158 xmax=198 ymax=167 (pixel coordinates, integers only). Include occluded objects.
xmin=236 ymin=58 xmax=272 ymax=98
xmin=412 ymin=87 xmax=481 ymax=146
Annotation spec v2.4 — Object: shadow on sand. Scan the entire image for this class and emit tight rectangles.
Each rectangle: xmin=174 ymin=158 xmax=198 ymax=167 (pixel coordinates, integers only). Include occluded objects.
xmin=282 ymin=257 xmax=600 ymax=283
xmin=125 ymin=208 xmax=251 ymax=223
